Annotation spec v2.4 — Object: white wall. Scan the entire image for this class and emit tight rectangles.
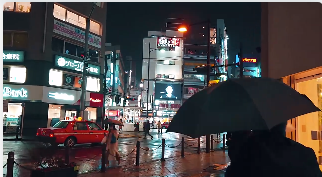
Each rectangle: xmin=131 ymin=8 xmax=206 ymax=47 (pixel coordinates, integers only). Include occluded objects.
xmin=155 ymin=63 xmax=183 ymax=79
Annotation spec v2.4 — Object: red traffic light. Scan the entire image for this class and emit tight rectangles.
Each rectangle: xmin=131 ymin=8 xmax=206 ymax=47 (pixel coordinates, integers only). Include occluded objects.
xmin=80 ymin=54 xmax=85 ymax=58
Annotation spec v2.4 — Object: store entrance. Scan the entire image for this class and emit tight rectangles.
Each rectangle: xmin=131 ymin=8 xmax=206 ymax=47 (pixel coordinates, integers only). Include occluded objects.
xmin=3 ymin=102 xmax=23 ymax=136
xmin=48 ymin=104 xmax=80 ymax=127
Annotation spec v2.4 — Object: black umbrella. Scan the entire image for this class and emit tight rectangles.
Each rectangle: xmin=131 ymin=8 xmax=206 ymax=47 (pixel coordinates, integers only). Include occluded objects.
xmin=167 ymin=77 xmax=320 ymax=138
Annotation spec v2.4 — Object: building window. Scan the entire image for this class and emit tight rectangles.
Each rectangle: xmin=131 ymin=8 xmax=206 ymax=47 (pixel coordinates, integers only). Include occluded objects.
xmin=3 ymin=2 xmax=14 ymax=11
xmin=53 ymin=3 xmax=101 ymax=35
xmin=3 ymin=32 xmax=12 ymax=46
xmin=13 ymin=32 xmax=28 ymax=48
xmin=66 ymin=10 xmax=79 ymax=27
xmin=65 ymin=42 xmax=77 ymax=56
xmin=10 ymin=67 xmax=26 ymax=83
xmin=3 ymin=31 xmax=28 ymax=48
xmin=90 ymin=20 xmax=100 ymax=35
xmin=15 ymin=2 xmax=31 ymax=12
xmin=52 ymin=37 xmax=99 ymax=63
xmin=78 ymin=16 xmax=86 ymax=29
xmin=53 ymin=4 xmax=66 ymax=21
xmin=3 ymin=2 xmax=31 ymax=12
xmin=52 ymin=37 xmax=64 ymax=53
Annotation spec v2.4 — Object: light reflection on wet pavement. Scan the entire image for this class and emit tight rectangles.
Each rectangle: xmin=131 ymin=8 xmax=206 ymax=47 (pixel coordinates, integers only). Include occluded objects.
xmin=3 ymin=130 xmax=227 ymax=177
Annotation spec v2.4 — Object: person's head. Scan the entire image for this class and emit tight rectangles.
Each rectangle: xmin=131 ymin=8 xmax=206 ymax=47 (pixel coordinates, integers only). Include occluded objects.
xmin=165 ymin=86 xmax=173 ymax=95
xmin=120 ymin=119 xmax=122 ymax=122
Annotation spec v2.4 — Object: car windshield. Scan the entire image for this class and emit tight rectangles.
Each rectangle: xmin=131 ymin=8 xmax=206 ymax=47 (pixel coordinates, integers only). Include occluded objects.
xmin=53 ymin=121 xmax=69 ymax=128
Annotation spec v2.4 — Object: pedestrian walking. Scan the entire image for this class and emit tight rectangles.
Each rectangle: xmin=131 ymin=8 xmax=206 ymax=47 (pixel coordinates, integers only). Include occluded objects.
xmin=104 ymin=116 xmax=109 ymax=130
xmin=144 ymin=120 xmax=153 ymax=139
xmin=101 ymin=124 xmax=121 ymax=166
xmin=157 ymin=120 xmax=162 ymax=134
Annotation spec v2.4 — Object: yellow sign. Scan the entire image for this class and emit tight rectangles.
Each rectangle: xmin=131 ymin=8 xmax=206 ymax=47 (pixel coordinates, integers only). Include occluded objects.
xmin=242 ymin=58 xmax=257 ymax=63
xmin=77 ymin=117 xmax=82 ymax=121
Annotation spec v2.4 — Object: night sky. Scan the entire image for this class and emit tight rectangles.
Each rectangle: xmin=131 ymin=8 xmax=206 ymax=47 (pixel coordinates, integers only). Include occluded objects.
xmin=106 ymin=2 xmax=261 ymax=80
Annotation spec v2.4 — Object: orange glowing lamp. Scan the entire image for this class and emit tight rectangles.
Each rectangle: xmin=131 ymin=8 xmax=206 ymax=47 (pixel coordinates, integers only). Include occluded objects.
xmin=178 ymin=27 xmax=187 ymax=32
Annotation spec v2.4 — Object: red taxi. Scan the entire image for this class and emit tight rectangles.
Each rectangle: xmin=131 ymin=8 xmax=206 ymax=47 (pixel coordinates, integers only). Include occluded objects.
xmin=36 ymin=120 xmax=108 ymax=147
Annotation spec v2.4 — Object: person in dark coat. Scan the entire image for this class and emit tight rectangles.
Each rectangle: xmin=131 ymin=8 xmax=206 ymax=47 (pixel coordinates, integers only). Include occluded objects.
xmin=143 ymin=120 xmax=153 ymax=139
xmin=104 ymin=117 xmax=109 ymax=130
xmin=225 ymin=122 xmax=322 ymax=177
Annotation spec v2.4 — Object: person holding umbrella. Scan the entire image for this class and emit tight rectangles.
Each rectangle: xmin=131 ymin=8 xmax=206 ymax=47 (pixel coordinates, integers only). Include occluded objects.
xmin=225 ymin=122 xmax=322 ymax=177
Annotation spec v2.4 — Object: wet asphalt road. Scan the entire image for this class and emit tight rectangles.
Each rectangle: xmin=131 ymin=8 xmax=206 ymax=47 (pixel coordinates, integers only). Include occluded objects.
xmin=3 ymin=130 xmax=224 ymax=177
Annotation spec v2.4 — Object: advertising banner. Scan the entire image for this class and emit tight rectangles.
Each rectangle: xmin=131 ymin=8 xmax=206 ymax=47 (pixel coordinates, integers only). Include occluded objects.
xmin=53 ymin=19 xmax=101 ymax=48
xmin=155 ymin=83 xmax=182 ymax=100
xmin=55 ymin=55 xmax=101 ymax=75
xmin=3 ymin=50 xmax=24 ymax=62
xmin=89 ymin=92 xmax=104 ymax=107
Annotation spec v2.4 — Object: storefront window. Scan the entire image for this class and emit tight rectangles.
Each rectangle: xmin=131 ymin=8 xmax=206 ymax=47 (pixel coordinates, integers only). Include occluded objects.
xmin=3 ymin=103 xmax=22 ymax=133
xmin=296 ymin=77 xmax=322 ymax=168
xmin=48 ymin=104 xmax=61 ymax=127
xmin=86 ymin=77 xmax=100 ymax=92
xmin=86 ymin=107 xmax=97 ymax=122
xmin=49 ymin=69 xmax=63 ymax=86
xmin=10 ymin=67 xmax=26 ymax=83
xmin=65 ymin=42 xmax=77 ymax=56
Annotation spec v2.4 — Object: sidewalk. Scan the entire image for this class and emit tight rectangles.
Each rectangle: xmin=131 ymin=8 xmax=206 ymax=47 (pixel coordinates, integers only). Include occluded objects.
xmin=78 ymin=150 xmax=230 ymax=177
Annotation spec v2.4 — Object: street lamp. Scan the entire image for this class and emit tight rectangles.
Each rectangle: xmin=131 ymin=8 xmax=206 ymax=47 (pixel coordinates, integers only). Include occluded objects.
xmin=178 ymin=27 xmax=187 ymax=32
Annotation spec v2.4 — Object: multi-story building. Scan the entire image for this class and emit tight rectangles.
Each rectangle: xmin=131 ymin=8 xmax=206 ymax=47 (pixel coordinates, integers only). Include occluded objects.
xmin=234 ymin=54 xmax=261 ymax=78
xmin=142 ymin=30 xmax=184 ymax=120
xmin=261 ymin=2 xmax=322 ymax=170
xmin=3 ymin=2 xmax=107 ymax=136
xmin=183 ymin=19 xmax=228 ymax=101
xmin=104 ymin=44 xmax=127 ymax=109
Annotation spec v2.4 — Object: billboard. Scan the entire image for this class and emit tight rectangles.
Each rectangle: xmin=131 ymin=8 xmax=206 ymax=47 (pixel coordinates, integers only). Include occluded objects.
xmin=155 ymin=83 xmax=182 ymax=100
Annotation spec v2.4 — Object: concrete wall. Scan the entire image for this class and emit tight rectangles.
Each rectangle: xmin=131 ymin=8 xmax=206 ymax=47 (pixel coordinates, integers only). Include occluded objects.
xmin=261 ymin=2 xmax=322 ymax=78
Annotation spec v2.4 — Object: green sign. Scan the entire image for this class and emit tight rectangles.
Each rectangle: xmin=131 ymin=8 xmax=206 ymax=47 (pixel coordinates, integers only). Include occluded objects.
xmin=3 ymin=50 xmax=24 ymax=62
xmin=54 ymin=55 xmax=100 ymax=75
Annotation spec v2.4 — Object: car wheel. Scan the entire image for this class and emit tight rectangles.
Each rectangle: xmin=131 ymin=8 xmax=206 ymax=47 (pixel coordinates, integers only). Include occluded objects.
xmin=64 ymin=137 xmax=76 ymax=147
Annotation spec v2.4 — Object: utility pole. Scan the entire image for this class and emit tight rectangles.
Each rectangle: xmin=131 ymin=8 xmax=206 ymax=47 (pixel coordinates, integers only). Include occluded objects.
xmin=239 ymin=43 xmax=243 ymax=78
xmin=205 ymin=19 xmax=211 ymax=153
xmin=80 ymin=4 xmax=96 ymax=119
xmin=146 ymin=42 xmax=151 ymax=120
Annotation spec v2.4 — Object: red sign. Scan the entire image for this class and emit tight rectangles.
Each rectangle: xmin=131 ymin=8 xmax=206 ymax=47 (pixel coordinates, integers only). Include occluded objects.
xmin=242 ymin=58 xmax=257 ymax=63
xmin=89 ymin=93 xmax=104 ymax=107
xmin=108 ymin=110 xmax=119 ymax=117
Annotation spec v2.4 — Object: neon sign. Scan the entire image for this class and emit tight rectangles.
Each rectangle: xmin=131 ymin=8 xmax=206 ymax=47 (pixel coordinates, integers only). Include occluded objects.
xmin=3 ymin=87 xmax=28 ymax=98
xmin=3 ymin=50 xmax=24 ymax=62
xmin=48 ymin=92 xmax=75 ymax=101
xmin=90 ymin=98 xmax=101 ymax=103
xmin=157 ymin=37 xmax=180 ymax=48
xmin=54 ymin=55 xmax=101 ymax=75
xmin=242 ymin=58 xmax=257 ymax=63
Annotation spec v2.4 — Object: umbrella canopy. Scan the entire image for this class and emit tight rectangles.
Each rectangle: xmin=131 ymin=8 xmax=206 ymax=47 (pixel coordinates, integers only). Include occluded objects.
xmin=167 ymin=77 xmax=320 ymax=138
xmin=105 ymin=119 xmax=123 ymax=126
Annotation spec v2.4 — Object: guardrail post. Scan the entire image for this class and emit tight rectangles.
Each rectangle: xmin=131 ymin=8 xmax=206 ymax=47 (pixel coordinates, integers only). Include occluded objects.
xmin=181 ymin=137 xmax=184 ymax=158
xmin=101 ymin=144 xmax=106 ymax=172
xmin=197 ymin=137 xmax=200 ymax=154
xmin=65 ymin=145 xmax=70 ymax=164
xmin=136 ymin=141 xmax=140 ymax=166
xmin=161 ymin=138 xmax=165 ymax=161
xmin=222 ymin=134 xmax=226 ymax=151
xmin=7 ymin=152 xmax=14 ymax=177
xmin=211 ymin=135 xmax=214 ymax=150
